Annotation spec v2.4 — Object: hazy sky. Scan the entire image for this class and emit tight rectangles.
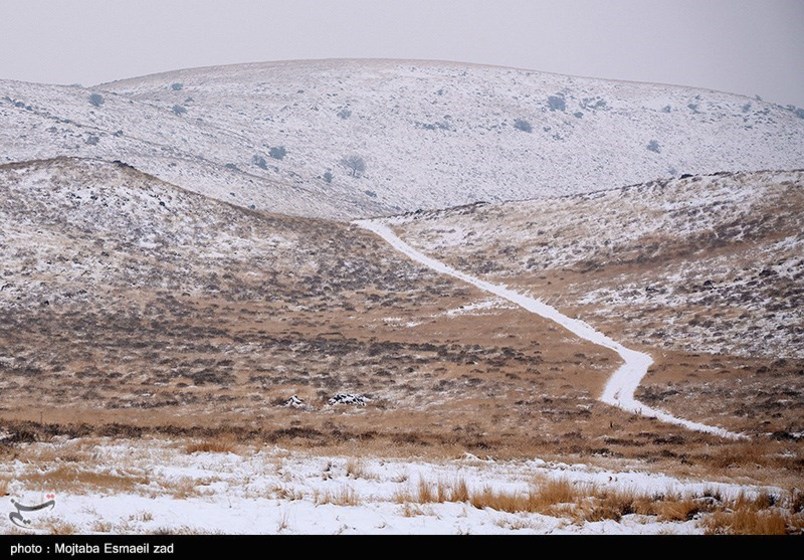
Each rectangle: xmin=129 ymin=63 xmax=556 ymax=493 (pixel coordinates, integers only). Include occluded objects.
xmin=1 ymin=0 xmax=802 ymax=107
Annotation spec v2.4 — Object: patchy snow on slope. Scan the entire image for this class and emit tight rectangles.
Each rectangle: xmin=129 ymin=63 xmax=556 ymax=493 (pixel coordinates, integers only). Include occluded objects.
xmin=356 ymin=220 xmax=743 ymax=439
xmin=388 ymin=171 xmax=804 ymax=359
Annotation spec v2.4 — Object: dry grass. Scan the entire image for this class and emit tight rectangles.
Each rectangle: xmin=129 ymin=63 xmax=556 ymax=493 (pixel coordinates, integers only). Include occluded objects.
xmin=91 ymin=520 xmax=113 ymax=533
xmin=130 ymin=511 xmax=154 ymax=523
xmin=184 ymin=435 xmax=237 ymax=454
xmin=277 ymin=509 xmax=290 ymax=532
xmin=447 ymin=478 xmax=470 ymax=503
xmin=315 ymin=486 xmax=359 ymax=506
xmin=790 ymin=489 xmax=804 ymax=515
xmin=704 ymin=508 xmax=789 ymax=535
xmin=0 ymin=478 xmax=9 ymax=496
xmin=169 ymin=477 xmax=200 ymax=499
xmin=393 ymin=487 xmax=414 ymax=504
xmin=18 ymin=465 xmax=147 ymax=493
xmin=152 ymin=526 xmax=205 ymax=535
xmin=470 ymin=487 xmax=535 ymax=513
xmin=702 ymin=491 xmax=803 ymax=535
xmin=400 ymin=503 xmax=428 ymax=517
xmin=578 ymin=489 xmax=640 ymax=522
xmin=417 ymin=479 xmax=437 ymax=503
xmin=414 ymin=476 xmax=471 ymax=504
xmin=45 ymin=520 xmax=77 ymax=535
xmin=656 ymin=497 xmax=700 ymax=521
xmin=460 ymin=477 xmax=801 ymax=532
xmin=345 ymin=457 xmax=376 ymax=480
xmin=470 ymin=479 xmax=576 ymax=514
xmin=271 ymin=484 xmax=304 ymax=501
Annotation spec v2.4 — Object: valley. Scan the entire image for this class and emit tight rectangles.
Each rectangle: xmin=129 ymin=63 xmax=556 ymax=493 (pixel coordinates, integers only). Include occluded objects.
xmin=0 ymin=60 xmax=802 ymax=534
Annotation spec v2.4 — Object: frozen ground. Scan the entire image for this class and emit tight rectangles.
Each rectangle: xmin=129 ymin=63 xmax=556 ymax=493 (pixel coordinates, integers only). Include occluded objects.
xmin=2 ymin=437 xmax=781 ymax=535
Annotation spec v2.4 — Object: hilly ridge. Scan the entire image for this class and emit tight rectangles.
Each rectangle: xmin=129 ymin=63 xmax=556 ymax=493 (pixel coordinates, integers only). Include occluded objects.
xmin=2 ymin=59 xmax=803 ymax=219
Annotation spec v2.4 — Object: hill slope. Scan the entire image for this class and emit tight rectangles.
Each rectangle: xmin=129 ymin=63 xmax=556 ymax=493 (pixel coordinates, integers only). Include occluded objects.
xmin=1 ymin=157 xmax=644 ymax=460
xmin=2 ymin=59 xmax=803 ymax=218
xmin=381 ymin=170 xmax=803 ymax=439
xmin=386 ymin=170 xmax=804 ymax=359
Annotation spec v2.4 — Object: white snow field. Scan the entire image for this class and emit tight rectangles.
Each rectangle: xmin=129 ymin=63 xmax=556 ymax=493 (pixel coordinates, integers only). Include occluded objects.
xmin=2 ymin=59 xmax=804 ymax=219
xmin=356 ymin=220 xmax=744 ymax=440
xmin=3 ymin=438 xmax=779 ymax=535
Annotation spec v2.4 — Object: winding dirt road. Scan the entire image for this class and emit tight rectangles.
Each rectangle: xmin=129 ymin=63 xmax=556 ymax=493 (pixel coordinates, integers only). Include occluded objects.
xmin=357 ymin=219 xmax=744 ymax=440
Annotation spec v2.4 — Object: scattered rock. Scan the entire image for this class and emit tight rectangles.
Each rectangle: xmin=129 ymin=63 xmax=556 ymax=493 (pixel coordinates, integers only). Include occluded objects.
xmin=328 ymin=393 xmax=370 ymax=406
xmin=284 ymin=395 xmax=305 ymax=408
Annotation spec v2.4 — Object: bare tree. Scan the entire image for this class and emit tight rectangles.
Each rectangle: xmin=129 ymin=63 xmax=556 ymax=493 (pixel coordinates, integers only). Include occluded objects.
xmin=340 ymin=155 xmax=366 ymax=178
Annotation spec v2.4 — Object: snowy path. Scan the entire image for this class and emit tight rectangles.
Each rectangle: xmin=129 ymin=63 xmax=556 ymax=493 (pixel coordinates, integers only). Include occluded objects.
xmin=357 ymin=220 xmax=745 ymax=440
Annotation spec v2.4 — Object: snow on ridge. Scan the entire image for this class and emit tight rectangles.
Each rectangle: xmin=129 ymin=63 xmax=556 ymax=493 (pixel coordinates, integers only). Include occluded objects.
xmin=2 ymin=60 xmax=803 ymax=219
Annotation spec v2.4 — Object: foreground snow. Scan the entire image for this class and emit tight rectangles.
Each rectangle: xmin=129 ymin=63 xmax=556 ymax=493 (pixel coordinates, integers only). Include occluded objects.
xmin=356 ymin=220 xmax=744 ymax=440
xmin=3 ymin=438 xmax=776 ymax=535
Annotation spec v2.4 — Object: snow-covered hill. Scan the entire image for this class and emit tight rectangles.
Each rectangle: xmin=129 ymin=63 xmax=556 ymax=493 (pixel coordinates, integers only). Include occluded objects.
xmin=0 ymin=157 xmax=443 ymax=315
xmin=2 ymin=60 xmax=803 ymax=219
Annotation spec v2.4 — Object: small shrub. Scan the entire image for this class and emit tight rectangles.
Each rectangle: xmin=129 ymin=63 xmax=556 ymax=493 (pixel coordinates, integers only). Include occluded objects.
xmin=269 ymin=146 xmax=287 ymax=160
xmin=323 ymin=171 xmax=333 ymax=183
xmin=581 ymin=97 xmax=607 ymax=111
xmin=337 ymin=108 xmax=351 ymax=119
xmin=171 ymin=82 xmax=183 ymax=91
xmin=647 ymin=139 xmax=661 ymax=153
xmin=172 ymin=105 xmax=187 ymax=116
xmin=513 ymin=118 xmax=532 ymax=133
xmin=341 ymin=155 xmax=366 ymax=178
xmin=547 ymin=95 xmax=565 ymax=112
xmin=252 ymin=154 xmax=268 ymax=169
xmin=417 ymin=120 xmax=452 ymax=131
xmin=88 ymin=93 xmax=104 ymax=107
xmin=85 ymin=134 xmax=100 ymax=146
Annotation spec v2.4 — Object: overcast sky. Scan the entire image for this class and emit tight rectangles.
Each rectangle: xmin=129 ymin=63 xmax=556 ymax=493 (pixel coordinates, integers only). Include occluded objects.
xmin=1 ymin=0 xmax=802 ymax=107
